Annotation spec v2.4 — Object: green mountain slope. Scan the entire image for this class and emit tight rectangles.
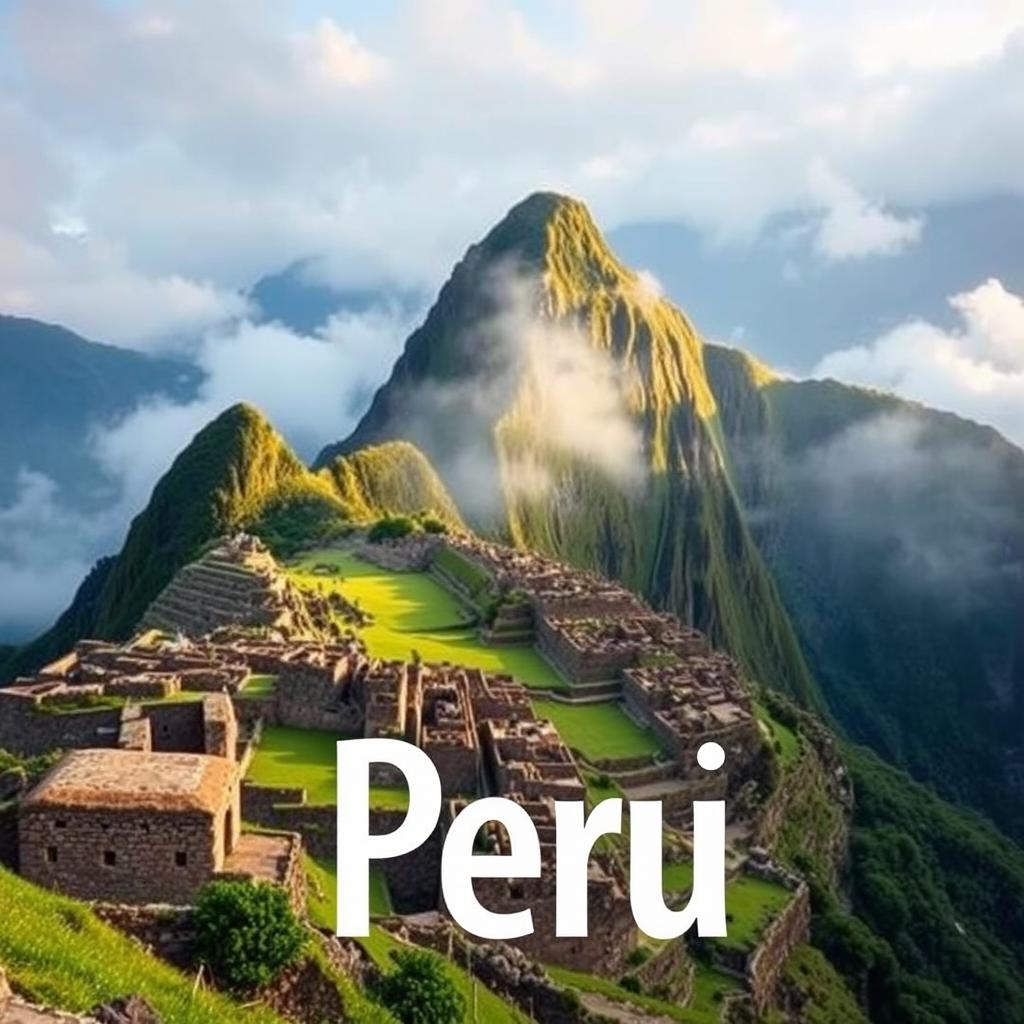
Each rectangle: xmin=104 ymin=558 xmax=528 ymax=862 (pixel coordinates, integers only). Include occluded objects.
xmin=818 ymin=745 xmax=1024 ymax=1024
xmin=0 ymin=865 xmax=286 ymax=1023
xmin=3 ymin=407 xmax=463 ymax=680
xmin=0 ymin=315 xmax=200 ymax=508
xmin=318 ymin=192 xmax=819 ymax=708
xmin=319 ymin=440 xmax=465 ymax=529
xmin=704 ymin=345 xmax=1024 ymax=840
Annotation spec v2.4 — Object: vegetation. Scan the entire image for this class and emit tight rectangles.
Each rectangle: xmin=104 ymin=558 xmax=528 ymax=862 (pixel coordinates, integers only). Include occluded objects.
xmin=359 ymin=927 xmax=528 ymax=1024
xmin=715 ymin=875 xmax=794 ymax=953
xmin=367 ymin=514 xmax=419 ymax=543
xmin=319 ymin=440 xmax=464 ymax=530
xmin=545 ymin=961 xmax=738 ymax=1024
xmin=316 ymin=191 xmax=821 ymax=711
xmin=375 ymin=949 xmax=466 ymax=1024
xmin=287 ymin=549 xmax=564 ymax=688
xmin=305 ymin=855 xmax=392 ymax=931
xmin=246 ymin=725 xmax=408 ymax=809
xmin=707 ymin=343 xmax=1024 ymax=843
xmin=193 ymin=880 xmax=306 ymax=991
xmin=813 ymin=746 xmax=1024 ymax=1024
xmin=530 ymin=698 xmax=661 ymax=762
xmin=772 ymin=946 xmax=870 ymax=1024
xmin=3 ymin=404 xmax=350 ymax=679
xmin=0 ymin=747 xmax=62 ymax=784
xmin=0 ymin=866 xmax=286 ymax=1023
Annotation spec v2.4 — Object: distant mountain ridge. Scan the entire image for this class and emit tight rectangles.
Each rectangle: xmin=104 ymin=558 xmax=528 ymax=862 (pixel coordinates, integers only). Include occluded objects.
xmin=0 ymin=315 xmax=201 ymax=508
xmin=705 ymin=345 xmax=1024 ymax=839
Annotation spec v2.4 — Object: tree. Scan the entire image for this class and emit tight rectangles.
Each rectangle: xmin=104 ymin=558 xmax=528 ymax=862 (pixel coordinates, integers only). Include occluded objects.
xmin=193 ymin=881 xmax=306 ymax=991
xmin=376 ymin=949 xmax=466 ymax=1024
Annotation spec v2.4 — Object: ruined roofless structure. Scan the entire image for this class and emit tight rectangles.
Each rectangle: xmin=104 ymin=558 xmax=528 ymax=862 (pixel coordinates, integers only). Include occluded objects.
xmin=19 ymin=748 xmax=241 ymax=905
xmin=140 ymin=533 xmax=324 ymax=639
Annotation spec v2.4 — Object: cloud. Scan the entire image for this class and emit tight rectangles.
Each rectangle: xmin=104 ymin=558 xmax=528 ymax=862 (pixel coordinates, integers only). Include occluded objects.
xmin=365 ymin=266 xmax=646 ymax=520
xmin=0 ymin=470 xmax=117 ymax=641
xmin=807 ymin=159 xmax=923 ymax=260
xmin=2 ymin=0 xmax=1023 ymax=328
xmin=767 ymin=412 xmax=1023 ymax=604
xmin=815 ymin=278 xmax=1024 ymax=447
xmin=0 ymin=304 xmax=413 ymax=639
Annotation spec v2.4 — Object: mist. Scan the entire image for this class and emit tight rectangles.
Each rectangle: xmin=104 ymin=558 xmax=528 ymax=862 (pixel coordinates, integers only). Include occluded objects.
xmin=0 ymin=306 xmax=414 ymax=643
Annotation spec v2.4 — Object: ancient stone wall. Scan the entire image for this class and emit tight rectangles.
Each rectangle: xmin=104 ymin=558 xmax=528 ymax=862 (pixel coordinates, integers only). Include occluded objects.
xmin=0 ymin=697 xmax=121 ymax=757
xmin=145 ymin=703 xmax=205 ymax=754
xmin=92 ymin=903 xmax=197 ymax=970
xmin=19 ymin=806 xmax=220 ymax=904
xmin=746 ymin=885 xmax=811 ymax=1015
xmin=370 ymin=809 xmax=443 ymax=911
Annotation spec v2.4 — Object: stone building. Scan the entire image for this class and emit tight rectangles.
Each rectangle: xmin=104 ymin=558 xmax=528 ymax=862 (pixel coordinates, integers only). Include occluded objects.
xmin=19 ymin=748 xmax=241 ymax=904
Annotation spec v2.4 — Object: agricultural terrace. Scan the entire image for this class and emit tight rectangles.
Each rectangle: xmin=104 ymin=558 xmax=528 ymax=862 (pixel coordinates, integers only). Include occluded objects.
xmin=287 ymin=549 xmax=565 ymax=690
xmin=531 ymin=698 xmax=661 ymax=763
xmin=245 ymin=725 xmax=408 ymax=810
xmin=718 ymin=875 xmax=794 ymax=952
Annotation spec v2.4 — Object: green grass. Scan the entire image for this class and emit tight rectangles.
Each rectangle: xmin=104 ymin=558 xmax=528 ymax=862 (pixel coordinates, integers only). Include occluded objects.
xmin=531 ymin=698 xmax=661 ymax=762
xmin=359 ymin=926 xmax=529 ymax=1024
xmin=755 ymin=702 xmax=801 ymax=768
xmin=0 ymin=866 xmax=286 ymax=1024
xmin=238 ymin=673 xmax=279 ymax=699
xmin=689 ymin=965 xmax=743 ymax=1022
xmin=305 ymin=855 xmax=392 ymax=931
xmin=288 ymin=550 xmax=565 ymax=689
xmin=663 ymin=860 xmax=695 ymax=894
xmin=719 ymin=874 xmax=794 ymax=952
xmin=246 ymin=725 xmax=408 ymax=810
xmin=546 ymin=961 xmax=739 ymax=1024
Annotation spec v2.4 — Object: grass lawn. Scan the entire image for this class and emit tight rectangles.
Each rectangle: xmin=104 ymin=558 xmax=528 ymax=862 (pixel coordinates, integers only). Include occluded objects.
xmin=546 ymin=961 xmax=739 ymax=1024
xmin=531 ymin=699 xmax=661 ymax=762
xmin=663 ymin=859 xmax=695 ymax=894
xmin=0 ymin=866 xmax=286 ymax=1024
xmin=720 ymin=874 xmax=794 ymax=952
xmin=246 ymin=725 xmax=408 ymax=810
xmin=305 ymin=855 xmax=392 ymax=931
xmin=755 ymin=702 xmax=801 ymax=768
xmin=359 ymin=926 xmax=529 ymax=1024
xmin=237 ymin=673 xmax=279 ymax=699
xmin=288 ymin=549 xmax=565 ymax=690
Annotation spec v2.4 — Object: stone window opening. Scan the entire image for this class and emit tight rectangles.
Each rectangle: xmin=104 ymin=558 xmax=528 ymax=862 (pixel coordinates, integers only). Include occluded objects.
xmin=103 ymin=850 xmax=117 ymax=867
xmin=55 ymin=819 xmax=66 ymax=829
xmin=175 ymin=851 xmax=188 ymax=867
xmin=45 ymin=846 xmax=58 ymax=863
xmin=508 ymin=882 xmax=524 ymax=900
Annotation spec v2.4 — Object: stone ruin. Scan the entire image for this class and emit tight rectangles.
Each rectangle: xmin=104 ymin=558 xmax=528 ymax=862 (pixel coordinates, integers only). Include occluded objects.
xmin=0 ymin=533 xmax=788 ymax=979
xmin=139 ymin=534 xmax=355 ymax=641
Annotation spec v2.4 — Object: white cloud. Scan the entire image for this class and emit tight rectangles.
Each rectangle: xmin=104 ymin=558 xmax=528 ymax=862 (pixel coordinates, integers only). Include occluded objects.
xmin=815 ymin=278 xmax=1024 ymax=446
xmin=0 ymin=304 xmax=412 ymax=638
xmin=807 ymin=159 xmax=923 ymax=260
xmin=1 ymin=0 xmax=1023 ymax=330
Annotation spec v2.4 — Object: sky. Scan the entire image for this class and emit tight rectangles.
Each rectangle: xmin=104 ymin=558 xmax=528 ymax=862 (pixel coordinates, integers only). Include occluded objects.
xmin=2 ymin=0 xmax=1024 ymax=638
xmin=3 ymin=0 xmax=1024 ymax=345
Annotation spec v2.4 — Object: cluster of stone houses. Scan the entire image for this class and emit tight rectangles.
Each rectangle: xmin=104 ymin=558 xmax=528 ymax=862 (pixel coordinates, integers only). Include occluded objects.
xmin=0 ymin=531 xmax=785 ymax=979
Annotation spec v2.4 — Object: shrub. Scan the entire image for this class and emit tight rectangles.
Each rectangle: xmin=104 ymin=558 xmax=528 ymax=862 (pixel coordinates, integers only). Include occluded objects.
xmin=193 ymin=881 xmax=306 ymax=991
xmin=627 ymin=946 xmax=652 ymax=967
xmin=417 ymin=513 xmax=448 ymax=535
xmin=368 ymin=515 xmax=419 ymax=544
xmin=376 ymin=949 xmax=465 ymax=1024
xmin=619 ymin=975 xmax=642 ymax=994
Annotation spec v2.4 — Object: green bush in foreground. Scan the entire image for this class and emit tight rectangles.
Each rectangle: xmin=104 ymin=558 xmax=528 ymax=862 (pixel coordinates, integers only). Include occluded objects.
xmin=193 ymin=881 xmax=306 ymax=991
xmin=376 ymin=949 xmax=466 ymax=1024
